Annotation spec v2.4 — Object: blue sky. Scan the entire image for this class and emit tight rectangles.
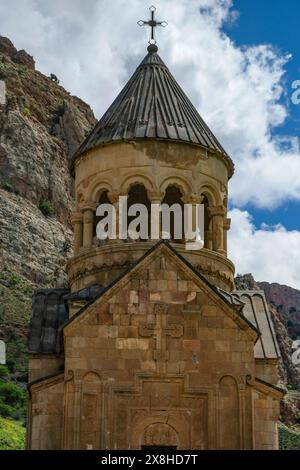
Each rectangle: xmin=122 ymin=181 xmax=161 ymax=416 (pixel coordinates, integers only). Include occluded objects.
xmin=224 ymin=0 xmax=300 ymax=231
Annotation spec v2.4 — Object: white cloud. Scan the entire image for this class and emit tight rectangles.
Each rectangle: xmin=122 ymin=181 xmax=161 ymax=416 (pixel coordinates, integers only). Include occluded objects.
xmin=1 ymin=0 xmax=299 ymax=209
xmin=229 ymin=208 xmax=300 ymax=289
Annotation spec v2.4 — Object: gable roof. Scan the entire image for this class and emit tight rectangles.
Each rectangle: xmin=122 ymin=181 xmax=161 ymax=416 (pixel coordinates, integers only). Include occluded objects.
xmin=71 ymin=46 xmax=234 ymax=176
xmin=62 ymin=241 xmax=259 ymax=339
xmin=28 ymin=289 xmax=69 ymax=355
xmin=226 ymin=290 xmax=281 ymax=360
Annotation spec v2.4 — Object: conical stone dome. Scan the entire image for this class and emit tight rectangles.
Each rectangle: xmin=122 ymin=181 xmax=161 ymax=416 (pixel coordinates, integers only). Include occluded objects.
xmin=72 ymin=46 xmax=232 ymax=173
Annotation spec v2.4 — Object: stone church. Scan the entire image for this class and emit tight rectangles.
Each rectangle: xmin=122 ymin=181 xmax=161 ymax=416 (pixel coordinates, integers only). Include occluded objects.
xmin=27 ymin=33 xmax=284 ymax=450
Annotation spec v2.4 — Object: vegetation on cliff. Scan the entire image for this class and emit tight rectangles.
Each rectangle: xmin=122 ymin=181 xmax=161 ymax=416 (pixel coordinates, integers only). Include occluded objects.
xmin=0 ymin=417 xmax=25 ymax=450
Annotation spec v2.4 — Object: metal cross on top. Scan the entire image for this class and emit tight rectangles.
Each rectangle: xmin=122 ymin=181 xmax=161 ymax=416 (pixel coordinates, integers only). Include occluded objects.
xmin=138 ymin=6 xmax=168 ymax=45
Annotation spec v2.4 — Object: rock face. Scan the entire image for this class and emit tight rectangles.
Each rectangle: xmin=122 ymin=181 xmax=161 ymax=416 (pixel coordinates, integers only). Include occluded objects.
xmin=0 ymin=36 xmax=96 ymax=387
xmin=0 ymin=36 xmax=96 ymax=285
xmin=259 ymin=282 xmax=300 ymax=341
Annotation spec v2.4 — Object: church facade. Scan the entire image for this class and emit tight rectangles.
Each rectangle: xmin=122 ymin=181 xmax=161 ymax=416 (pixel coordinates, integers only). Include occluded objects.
xmin=27 ymin=40 xmax=283 ymax=450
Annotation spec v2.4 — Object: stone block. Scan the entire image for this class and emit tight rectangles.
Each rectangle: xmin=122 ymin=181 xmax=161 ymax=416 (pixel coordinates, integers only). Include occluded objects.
xmin=98 ymin=325 xmax=118 ymax=338
xmin=201 ymin=306 xmax=218 ymax=317
xmin=165 ymin=271 xmax=177 ymax=281
xmin=129 ymin=290 xmax=139 ymax=304
xmin=139 ymin=289 xmax=149 ymax=302
xmin=198 ymin=328 xmax=216 ymax=340
xmin=150 ymin=292 xmax=161 ymax=302
xmin=215 ymin=341 xmax=230 ymax=352
xmin=178 ymin=280 xmax=188 ymax=291
xmin=207 ymin=317 xmax=224 ymax=328
xmin=116 ymin=338 xmax=149 ymax=350
xmin=183 ymin=340 xmax=201 ymax=351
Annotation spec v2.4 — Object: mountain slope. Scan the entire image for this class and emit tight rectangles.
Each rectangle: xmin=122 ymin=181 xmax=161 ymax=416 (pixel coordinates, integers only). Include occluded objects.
xmin=0 ymin=36 xmax=96 ymax=419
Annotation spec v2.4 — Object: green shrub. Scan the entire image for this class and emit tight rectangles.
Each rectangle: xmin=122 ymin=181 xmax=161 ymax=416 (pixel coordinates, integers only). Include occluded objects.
xmin=22 ymin=107 xmax=31 ymax=117
xmin=0 ymin=366 xmax=9 ymax=379
xmin=6 ymin=360 xmax=16 ymax=374
xmin=39 ymin=199 xmax=54 ymax=217
xmin=0 ymin=381 xmax=26 ymax=421
xmin=2 ymin=182 xmax=14 ymax=193
xmin=0 ymin=402 xmax=13 ymax=418
xmin=0 ymin=417 xmax=25 ymax=450
xmin=57 ymin=101 xmax=66 ymax=116
xmin=9 ymin=273 xmax=22 ymax=287
xmin=49 ymin=73 xmax=60 ymax=85
xmin=0 ymin=382 xmax=26 ymax=408
xmin=279 ymin=423 xmax=300 ymax=450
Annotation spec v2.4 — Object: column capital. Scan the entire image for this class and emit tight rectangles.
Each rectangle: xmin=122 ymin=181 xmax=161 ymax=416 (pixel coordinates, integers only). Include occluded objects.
xmin=70 ymin=212 xmax=83 ymax=225
xmin=209 ymin=205 xmax=226 ymax=217
xmin=148 ymin=191 xmax=165 ymax=203
xmin=224 ymin=218 xmax=231 ymax=230
xmin=81 ymin=202 xmax=98 ymax=212
xmin=107 ymin=191 xmax=121 ymax=205
xmin=182 ymin=194 xmax=204 ymax=205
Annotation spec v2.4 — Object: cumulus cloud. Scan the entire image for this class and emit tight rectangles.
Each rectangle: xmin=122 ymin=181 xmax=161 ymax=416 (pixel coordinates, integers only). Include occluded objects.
xmin=229 ymin=208 xmax=300 ymax=289
xmin=1 ymin=1 xmax=300 ymax=210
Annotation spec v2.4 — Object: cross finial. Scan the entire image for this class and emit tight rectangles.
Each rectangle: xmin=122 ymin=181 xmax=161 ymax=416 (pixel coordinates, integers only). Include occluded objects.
xmin=138 ymin=6 xmax=168 ymax=51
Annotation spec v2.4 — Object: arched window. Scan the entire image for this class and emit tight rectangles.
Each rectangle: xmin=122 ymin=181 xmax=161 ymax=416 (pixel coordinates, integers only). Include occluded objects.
xmin=93 ymin=190 xmax=111 ymax=242
xmin=202 ymin=195 xmax=212 ymax=249
xmin=127 ymin=184 xmax=151 ymax=240
xmin=161 ymin=186 xmax=184 ymax=241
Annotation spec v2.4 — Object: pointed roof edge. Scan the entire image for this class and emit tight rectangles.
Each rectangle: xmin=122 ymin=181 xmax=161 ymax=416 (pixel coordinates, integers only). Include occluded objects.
xmin=70 ymin=50 xmax=235 ymax=178
xmin=61 ymin=240 xmax=259 ymax=337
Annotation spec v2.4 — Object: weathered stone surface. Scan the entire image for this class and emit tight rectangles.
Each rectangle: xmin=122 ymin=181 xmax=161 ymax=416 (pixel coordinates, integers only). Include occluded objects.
xmin=28 ymin=243 xmax=283 ymax=450
xmin=0 ymin=190 xmax=72 ymax=286
xmin=0 ymin=37 xmax=96 ymax=285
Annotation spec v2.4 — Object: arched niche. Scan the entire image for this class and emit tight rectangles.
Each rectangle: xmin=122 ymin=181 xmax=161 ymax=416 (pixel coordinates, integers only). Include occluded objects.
xmin=201 ymin=195 xmax=212 ymax=249
xmin=161 ymin=185 xmax=184 ymax=241
xmin=121 ymin=174 xmax=154 ymax=195
xmin=93 ymin=189 xmax=111 ymax=241
xmin=199 ymin=184 xmax=220 ymax=207
xmin=127 ymin=184 xmax=151 ymax=240
xmin=90 ymin=181 xmax=113 ymax=204
xmin=160 ymin=177 xmax=191 ymax=198
xmin=218 ymin=375 xmax=240 ymax=450
xmin=141 ymin=423 xmax=179 ymax=450
xmin=79 ymin=372 xmax=101 ymax=450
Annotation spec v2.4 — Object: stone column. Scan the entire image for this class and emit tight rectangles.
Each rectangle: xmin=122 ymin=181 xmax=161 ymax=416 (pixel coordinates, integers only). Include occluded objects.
xmin=209 ymin=206 xmax=226 ymax=255
xmin=71 ymin=212 xmax=83 ymax=254
xmin=223 ymin=218 xmax=231 ymax=256
xmin=148 ymin=191 xmax=164 ymax=240
xmin=73 ymin=380 xmax=81 ymax=449
xmin=204 ymin=229 xmax=213 ymax=250
xmin=108 ymin=191 xmax=121 ymax=241
xmin=82 ymin=204 xmax=96 ymax=249
xmin=182 ymin=194 xmax=203 ymax=246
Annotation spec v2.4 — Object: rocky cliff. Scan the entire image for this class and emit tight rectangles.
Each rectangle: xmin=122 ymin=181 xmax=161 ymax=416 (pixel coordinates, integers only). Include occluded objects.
xmin=0 ymin=36 xmax=96 ymax=287
xmin=0 ymin=36 xmax=96 ymax=392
